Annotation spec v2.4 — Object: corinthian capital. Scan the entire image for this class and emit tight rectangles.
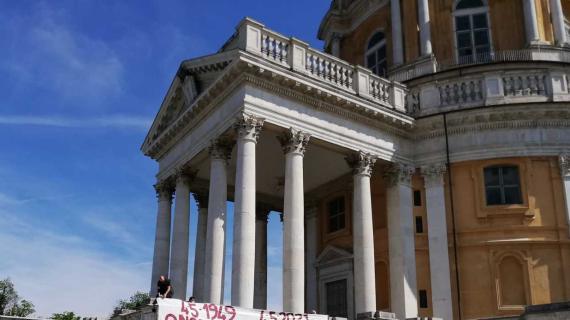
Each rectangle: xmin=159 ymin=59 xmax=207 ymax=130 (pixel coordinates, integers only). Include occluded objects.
xmin=277 ymin=127 xmax=311 ymax=155
xmin=345 ymin=151 xmax=377 ymax=176
xmin=154 ymin=178 xmax=174 ymax=201
xmin=383 ymin=162 xmax=415 ymax=187
xmin=234 ymin=113 xmax=264 ymax=142
xmin=175 ymin=165 xmax=197 ymax=185
xmin=560 ymin=154 xmax=570 ymax=177
xmin=421 ymin=163 xmax=447 ymax=188
xmin=209 ymin=137 xmax=234 ymax=161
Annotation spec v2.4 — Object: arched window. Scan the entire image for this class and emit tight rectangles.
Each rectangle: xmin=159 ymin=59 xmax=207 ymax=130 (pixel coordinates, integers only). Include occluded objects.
xmin=365 ymin=31 xmax=387 ymax=77
xmin=454 ymin=0 xmax=491 ymax=63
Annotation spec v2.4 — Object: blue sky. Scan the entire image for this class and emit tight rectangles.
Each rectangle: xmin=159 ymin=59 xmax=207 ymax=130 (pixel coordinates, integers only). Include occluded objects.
xmin=0 ymin=1 xmax=329 ymax=318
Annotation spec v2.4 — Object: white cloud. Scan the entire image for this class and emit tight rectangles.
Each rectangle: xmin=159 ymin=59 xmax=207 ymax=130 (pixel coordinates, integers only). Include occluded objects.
xmin=0 ymin=115 xmax=151 ymax=130
xmin=0 ymin=5 xmax=124 ymax=100
xmin=0 ymin=211 xmax=149 ymax=319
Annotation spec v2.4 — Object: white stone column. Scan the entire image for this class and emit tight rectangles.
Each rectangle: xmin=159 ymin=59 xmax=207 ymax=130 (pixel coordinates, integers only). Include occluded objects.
xmin=170 ymin=168 xmax=194 ymax=300
xmin=278 ymin=128 xmax=310 ymax=313
xmin=254 ymin=207 xmax=269 ymax=310
xmin=560 ymin=155 xmax=570 ymax=237
xmin=523 ymin=0 xmax=541 ymax=45
xmin=384 ymin=163 xmax=418 ymax=320
xmin=346 ymin=152 xmax=378 ymax=315
xmin=150 ymin=179 xmax=174 ymax=296
xmin=550 ymin=0 xmax=568 ymax=45
xmin=204 ymin=139 xmax=233 ymax=304
xmin=391 ymin=0 xmax=404 ymax=65
xmin=421 ymin=164 xmax=453 ymax=320
xmin=231 ymin=114 xmax=264 ymax=308
xmin=192 ymin=192 xmax=209 ymax=301
xmin=418 ymin=0 xmax=432 ymax=56
xmin=305 ymin=203 xmax=319 ymax=313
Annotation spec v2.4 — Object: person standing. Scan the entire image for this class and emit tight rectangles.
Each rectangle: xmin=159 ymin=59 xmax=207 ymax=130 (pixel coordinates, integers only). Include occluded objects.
xmin=157 ymin=275 xmax=173 ymax=298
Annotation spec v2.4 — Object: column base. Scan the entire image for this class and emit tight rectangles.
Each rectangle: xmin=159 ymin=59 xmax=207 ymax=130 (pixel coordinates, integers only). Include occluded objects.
xmin=356 ymin=311 xmax=397 ymax=320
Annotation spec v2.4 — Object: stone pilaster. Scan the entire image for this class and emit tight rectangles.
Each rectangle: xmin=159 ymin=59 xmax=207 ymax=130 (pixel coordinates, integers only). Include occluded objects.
xmin=383 ymin=162 xmax=418 ymax=320
xmin=346 ymin=151 xmax=378 ymax=314
xmin=278 ymin=127 xmax=310 ymax=313
xmin=560 ymin=155 xmax=570 ymax=237
xmin=150 ymin=178 xmax=174 ymax=296
xmin=421 ymin=164 xmax=453 ymax=320
xmin=204 ymin=138 xmax=233 ymax=304
xmin=231 ymin=113 xmax=264 ymax=308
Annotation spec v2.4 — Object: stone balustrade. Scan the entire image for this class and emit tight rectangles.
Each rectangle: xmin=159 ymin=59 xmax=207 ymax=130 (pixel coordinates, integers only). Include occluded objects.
xmin=235 ymin=18 xmax=407 ymax=112
xmin=410 ymin=68 xmax=570 ymax=116
xmin=391 ymin=47 xmax=570 ymax=82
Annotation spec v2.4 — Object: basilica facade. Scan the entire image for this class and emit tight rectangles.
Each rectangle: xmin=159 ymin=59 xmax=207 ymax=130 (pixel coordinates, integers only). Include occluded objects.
xmin=142 ymin=1 xmax=570 ymax=319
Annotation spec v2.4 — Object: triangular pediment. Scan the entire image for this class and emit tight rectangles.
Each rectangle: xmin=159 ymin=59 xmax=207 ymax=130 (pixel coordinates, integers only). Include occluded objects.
xmin=141 ymin=51 xmax=235 ymax=154
xmin=316 ymin=245 xmax=353 ymax=265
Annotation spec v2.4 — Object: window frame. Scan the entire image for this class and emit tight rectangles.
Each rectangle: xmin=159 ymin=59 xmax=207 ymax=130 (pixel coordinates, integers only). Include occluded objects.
xmin=326 ymin=195 xmax=347 ymax=234
xmin=452 ymin=0 xmax=494 ymax=64
xmin=364 ymin=30 xmax=388 ymax=77
xmin=483 ymin=165 xmax=523 ymax=206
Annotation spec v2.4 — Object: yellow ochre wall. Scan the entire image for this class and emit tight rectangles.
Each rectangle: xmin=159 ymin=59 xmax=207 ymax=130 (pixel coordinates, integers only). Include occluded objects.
xmin=316 ymin=156 xmax=570 ymax=319
xmin=338 ymin=0 xmax=556 ymax=68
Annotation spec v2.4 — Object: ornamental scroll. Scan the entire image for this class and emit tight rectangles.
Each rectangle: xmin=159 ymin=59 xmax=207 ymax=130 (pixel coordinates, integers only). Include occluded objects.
xmin=157 ymin=299 xmax=328 ymax=320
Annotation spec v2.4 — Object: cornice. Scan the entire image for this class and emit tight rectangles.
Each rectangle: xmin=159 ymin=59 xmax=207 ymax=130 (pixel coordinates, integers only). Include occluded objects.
xmin=414 ymin=106 xmax=570 ymax=141
xmin=144 ymin=52 xmax=414 ymax=160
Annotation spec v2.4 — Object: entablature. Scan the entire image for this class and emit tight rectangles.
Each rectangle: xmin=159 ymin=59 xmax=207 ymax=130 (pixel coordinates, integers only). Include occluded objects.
xmin=141 ymin=18 xmax=413 ymax=161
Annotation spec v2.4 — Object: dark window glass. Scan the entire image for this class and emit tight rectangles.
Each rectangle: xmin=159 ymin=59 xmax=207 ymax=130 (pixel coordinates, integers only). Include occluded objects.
xmin=457 ymin=32 xmax=472 ymax=48
xmin=456 ymin=0 xmax=484 ymax=9
xmin=366 ymin=32 xmax=387 ymax=77
xmin=455 ymin=10 xmax=491 ymax=63
xmin=415 ymin=216 xmax=424 ymax=234
xmin=455 ymin=16 xmax=471 ymax=31
xmin=366 ymin=53 xmax=376 ymax=70
xmin=473 ymin=13 xmax=488 ymax=28
xmin=328 ymin=197 xmax=346 ymax=233
xmin=413 ymin=190 xmax=422 ymax=207
xmin=484 ymin=166 xmax=523 ymax=205
xmin=367 ymin=32 xmax=385 ymax=49
xmin=474 ymin=30 xmax=489 ymax=45
xmin=419 ymin=290 xmax=428 ymax=308
xmin=326 ymin=280 xmax=348 ymax=317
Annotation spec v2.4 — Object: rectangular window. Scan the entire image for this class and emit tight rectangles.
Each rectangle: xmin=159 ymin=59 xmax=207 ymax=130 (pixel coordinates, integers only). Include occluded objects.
xmin=415 ymin=216 xmax=424 ymax=234
xmin=326 ymin=280 xmax=348 ymax=317
xmin=455 ymin=12 xmax=491 ymax=64
xmin=413 ymin=190 xmax=422 ymax=207
xmin=484 ymin=166 xmax=523 ymax=205
xmin=419 ymin=290 xmax=428 ymax=309
xmin=328 ymin=197 xmax=346 ymax=233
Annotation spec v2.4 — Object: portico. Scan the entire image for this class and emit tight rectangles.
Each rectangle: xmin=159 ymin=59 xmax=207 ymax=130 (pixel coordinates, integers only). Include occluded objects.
xmin=143 ymin=18 xmax=453 ymax=320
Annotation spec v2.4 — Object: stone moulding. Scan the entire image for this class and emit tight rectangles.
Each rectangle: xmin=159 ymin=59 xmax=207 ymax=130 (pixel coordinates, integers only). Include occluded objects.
xmin=142 ymin=51 xmax=414 ymax=160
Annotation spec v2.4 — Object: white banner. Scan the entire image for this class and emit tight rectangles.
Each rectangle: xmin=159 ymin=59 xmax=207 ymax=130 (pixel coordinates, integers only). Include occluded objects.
xmin=156 ymin=299 xmax=329 ymax=320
